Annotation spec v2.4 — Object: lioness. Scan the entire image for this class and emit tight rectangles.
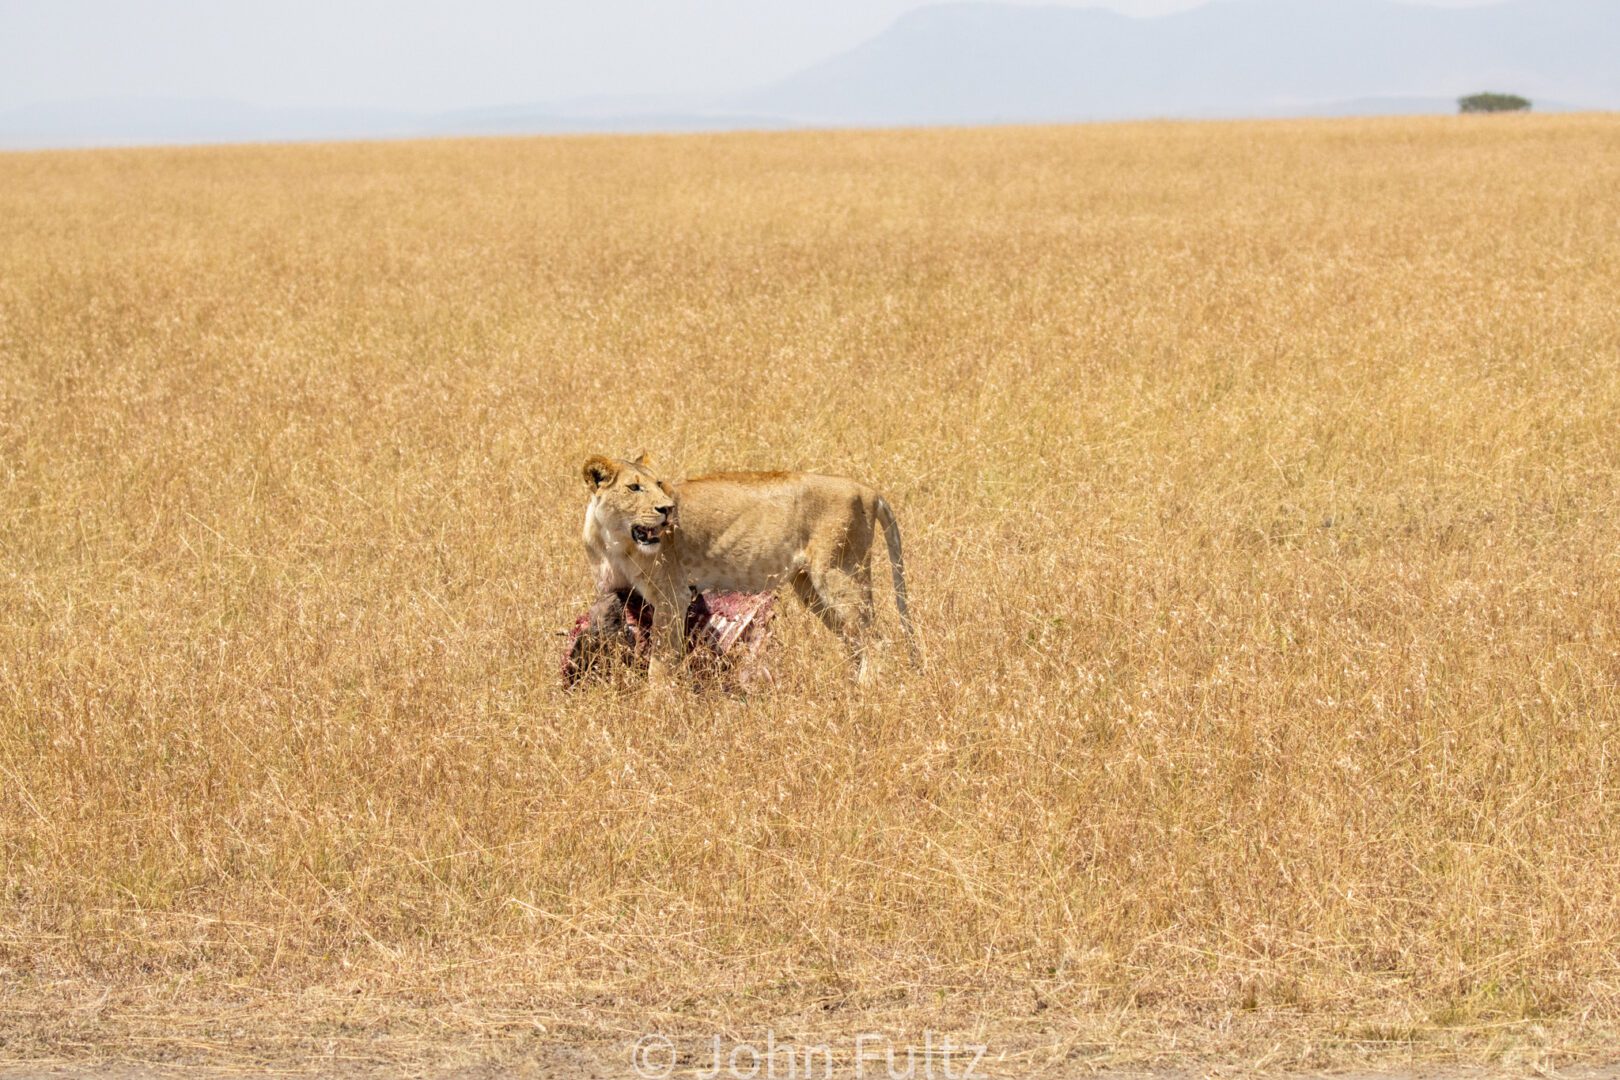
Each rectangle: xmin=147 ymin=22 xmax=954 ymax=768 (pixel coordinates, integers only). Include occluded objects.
xmin=580 ymin=454 xmax=918 ymax=682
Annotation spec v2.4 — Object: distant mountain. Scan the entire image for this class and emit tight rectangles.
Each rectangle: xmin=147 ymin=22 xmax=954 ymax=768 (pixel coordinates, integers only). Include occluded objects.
xmin=727 ymin=0 xmax=1620 ymax=124
xmin=0 ymin=97 xmax=801 ymax=150
xmin=421 ymin=104 xmax=797 ymax=138
xmin=0 ymin=98 xmax=422 ymax=150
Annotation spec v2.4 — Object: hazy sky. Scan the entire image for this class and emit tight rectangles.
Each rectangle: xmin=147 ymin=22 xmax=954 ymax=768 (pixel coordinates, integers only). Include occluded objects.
xmin=0 ymin=0 xmax=1508 ymax=114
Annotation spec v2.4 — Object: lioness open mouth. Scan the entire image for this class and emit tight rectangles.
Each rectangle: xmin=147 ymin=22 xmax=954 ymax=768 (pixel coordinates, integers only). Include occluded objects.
xmin=631 ymin=525 xmax=662 ymax=547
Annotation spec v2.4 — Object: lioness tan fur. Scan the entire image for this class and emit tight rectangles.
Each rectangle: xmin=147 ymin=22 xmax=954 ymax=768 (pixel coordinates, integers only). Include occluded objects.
xmin=580 ymin=454 xmax=917 ymax=682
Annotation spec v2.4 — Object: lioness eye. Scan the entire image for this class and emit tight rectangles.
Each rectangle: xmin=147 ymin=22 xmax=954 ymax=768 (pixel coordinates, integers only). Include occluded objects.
xmin=627 ymin=483 xmax=643 ymax=492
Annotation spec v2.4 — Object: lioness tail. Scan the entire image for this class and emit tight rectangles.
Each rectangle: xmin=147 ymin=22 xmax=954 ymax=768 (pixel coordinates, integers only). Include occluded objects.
xmin=874 ymin=496 xmax=920 ymax=667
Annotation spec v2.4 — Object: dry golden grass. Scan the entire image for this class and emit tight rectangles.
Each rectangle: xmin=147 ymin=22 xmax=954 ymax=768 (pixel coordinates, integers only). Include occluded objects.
xmin=2 ymin=114 xmax=1619 ymax=1073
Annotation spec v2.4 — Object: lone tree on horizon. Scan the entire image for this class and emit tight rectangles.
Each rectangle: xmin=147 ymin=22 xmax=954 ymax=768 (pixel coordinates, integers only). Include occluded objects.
xmin=1460 ymin=92 xmax=1531 ymax=114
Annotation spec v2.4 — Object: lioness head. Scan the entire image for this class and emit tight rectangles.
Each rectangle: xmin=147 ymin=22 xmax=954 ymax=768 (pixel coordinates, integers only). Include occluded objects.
xmin=582 ymin=453 xmax=676 ymax=553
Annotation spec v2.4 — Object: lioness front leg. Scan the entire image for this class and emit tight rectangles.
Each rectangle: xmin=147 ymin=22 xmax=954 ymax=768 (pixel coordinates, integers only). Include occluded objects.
xmin=646 ymin=587 xmax=689 ymax=684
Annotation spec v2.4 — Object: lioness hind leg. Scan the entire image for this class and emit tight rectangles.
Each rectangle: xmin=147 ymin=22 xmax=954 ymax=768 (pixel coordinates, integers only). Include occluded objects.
xmin=842 ymin=551 xmax=878 ymax=683
xmin=853 ymin=557 xmax=876 ymax=626
xmin=793 ymin=566 xmax=876 ymax=683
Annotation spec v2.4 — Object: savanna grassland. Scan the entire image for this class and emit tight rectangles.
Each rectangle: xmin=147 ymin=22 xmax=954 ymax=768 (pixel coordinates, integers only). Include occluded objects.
xmin=2 ymin=115 xmax=1619 ymax=1075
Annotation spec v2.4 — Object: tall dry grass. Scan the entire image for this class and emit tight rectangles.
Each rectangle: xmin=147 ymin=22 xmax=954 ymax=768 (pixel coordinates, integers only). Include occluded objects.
xmin=1 ymin=115 xmax=1619 ymax=1071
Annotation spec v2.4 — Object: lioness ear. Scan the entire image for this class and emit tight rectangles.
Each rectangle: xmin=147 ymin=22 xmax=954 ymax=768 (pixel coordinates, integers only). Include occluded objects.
xmin=633 ymin=451 xmax=652 ymax=468
xmin=582 ymin=455 xmax=617 ymax=490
